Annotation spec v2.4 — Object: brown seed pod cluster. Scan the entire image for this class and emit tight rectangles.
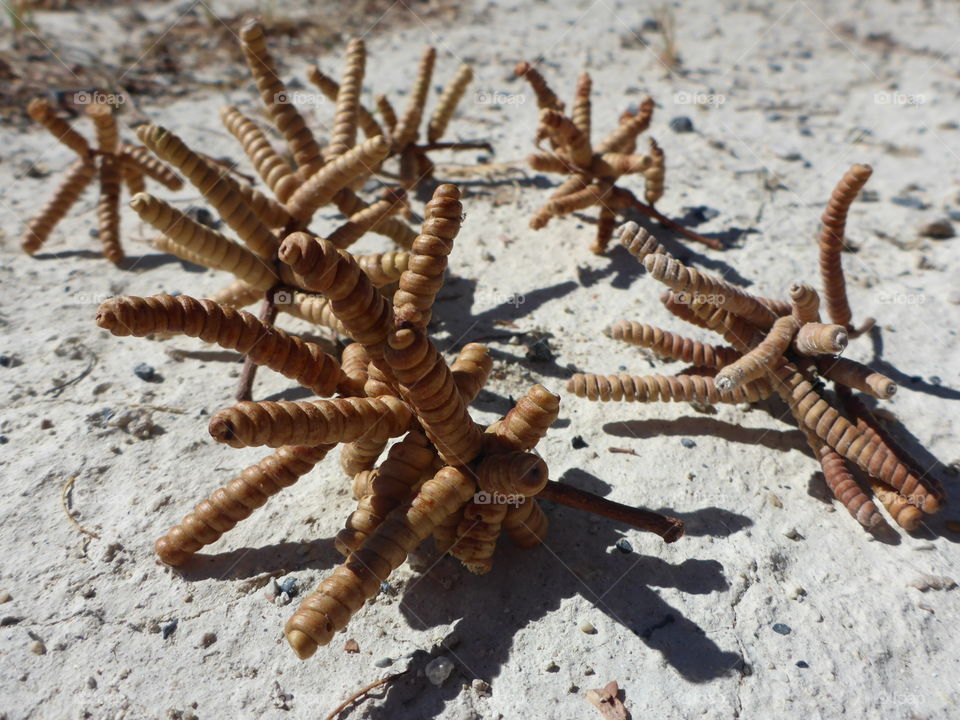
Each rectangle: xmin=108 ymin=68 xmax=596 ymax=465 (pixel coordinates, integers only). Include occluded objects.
xmin=568 ymin=165 xmax=945 ymax=534
xmin=515 ymin=61 xmax=720 ymax=254
xmin=95 ymin=185 xmax=684 ymax=662
xmin=19 ymin=98 xmax=183 ymax=264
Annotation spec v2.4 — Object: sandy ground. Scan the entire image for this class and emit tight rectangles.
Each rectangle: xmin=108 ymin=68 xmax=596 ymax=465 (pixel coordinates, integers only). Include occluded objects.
xmin=1 ymin=0 xmax=959 ymax=718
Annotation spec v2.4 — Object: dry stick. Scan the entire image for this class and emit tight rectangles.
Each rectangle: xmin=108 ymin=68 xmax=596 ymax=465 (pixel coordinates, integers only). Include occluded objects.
xmin=234 ymin=287 xmax=281 ymax=402
xmin=622 ymin=195 xmax=722 ymax=250
xmin=416 ymin=140 xmax=494 ymax=153
xmin=61 ymin=477 xmax=100 ymax=539
xmin=324 ymin=670 xmax=409 ymax=720
xmin=537 ymin=481 xmax=684 ymax=542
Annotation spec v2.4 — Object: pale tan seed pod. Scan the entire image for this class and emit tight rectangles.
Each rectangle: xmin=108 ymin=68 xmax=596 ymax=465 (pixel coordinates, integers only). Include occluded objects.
xmin=502 ymin=497 xmax=548 ymax=548
xmin=96 ymin=295 xmax=346 ymax=397
xmin=789 ymin=282 xmax=821 ymax=323
xmin=536 ymin=108 xmax=592 ymax=167
xmin=27 ymin=97 xmax=90 ymax=156
xmin=392 ymin=46 xmax=436 ymax=149
xmin=570 ymin=72 xmax=592 ymax=140
xmin=334 ymin=491 xmax=396 ymax=556
xmin=327 ymin=38 xmax=366 ymax=159
xmin=129 ymin=193 xmax=277 ymax=291
xmin=485 ymin=384 xmax=560 ymax=452
xmin=450 ymin=501 xmax=507 ymax=574
xmin=432 ymin=505 xmax=464 ymax=555
xmin=122 ymin=161 xmax=146 ymax=195
xmin=567 ymin=372 xmax=772 ymax=404
xmin=20 ymin=157 xmax=96 ymax=254
xmin=592 ymin=152 xmax=652 ymax=177
xmin=817 ymin=356 xmax=896 ymax=399
xmin=284 ymin=465 xmax=476 ymax=658
xmin=208 ymin=396 xmax=411 ymax=449
xmin=476 ymin=451 xmax=549 ymax=497
xmin=219 ymin=106 xmax=298 ymax=203
xmin=643 ymin=138 xmax=665 ymax=205
xmin=85 ymin=103 xmax=118 ymax=153
xmin=277 ymin=291 xmax=349 ymax=336
xmin=620 ymin=221 xmax=669 ymax=262
xmin=596 ymin=96 xmax=654 ymax=153
xmin=306 ymin=66 xmax=383 ymax=139
xmin=451 ymin=343 xmax=492 ymax=403
xmin=545 ymin=181 xmax=611 ymax=217
xmin=352 ymin=469 xmax=377 ymax=500
xmin=660 ymin=290 xmax=712 ymax=331
xmin=286 ymin=136 xmax=390 ymax=223
xmin=529 ymin=174 xmax=590 ymax=229
xmin=117 ymin=143 xmax=183 ymax=190
xmin=339 ymin=438 xmax=390 ymax=480
xmin=327 ymin=189 xmax=407 ymax=249
xmin=527 ymin=153 xmax=571 ymax=174
xmin=385 ymin=328 xmax=483 ymax=466
xmin=869 ymin=478 xmax=922 ymax=532
xmin=591 ymin=199 xmax=618 ymax=255
xmin=97 ymin=153 xmax=123 ymax=265
xmin=714 ymin=315 xmax=799 ymax=393
xmin=206 ymin=279 xmax=262 ymax=309
xmin=428 ymin=63 xmax=473 ymax=143
xmin=376 ymin=94 xmax=397 ymax=134
xmin=514 ymin=61 xmax=564 ymax=111
xmin=803 ymin=430 xmax=881 ymax=528
xmin=794 ymin=322 xmax=848 ymax=355
xmin=687 ymin=299 xmax=756 ymax=353
xmin=392 ymin=184 xmax=462 ymax=329
xmin=356 ymin=251 xmax=410 ymax=287
xmin=239 ymin=19 xmax=324 ymax=176
xmin=363 ymin=361 xmax=396 ymax=397
xmin=757 ymin=296 xmax=793 ymax=317
xmin=607 ymin=321 xmax=741 ymax=368
xmin=155 ymin=444 xmax=333 ymax=565
xmin=339 ymin=343 xmax=371 ymax=397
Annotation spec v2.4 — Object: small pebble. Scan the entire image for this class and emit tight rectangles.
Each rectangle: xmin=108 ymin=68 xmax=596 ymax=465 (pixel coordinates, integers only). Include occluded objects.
xmin=185 ymin=206 xmax=221 ymax=229
xmin=86 ymin=676 xmax=97 ymax=689
xmin=279 ymin=577 xmax=298 ymax=597
xmin=0 ymin=354 xmax=22 ymax=368
xmin=200 ymin=632 xmax=217 ymax=648
xmin=579 ymin=622 xmax=597 ymax=634
xmin=795 ymin=661 xmax=809 ymax=669
xmin=615 ymin=538 xmax=633 ymax=554
xmin=544 ymin=661 xmax=560 ymax=673
xmin=680 ymin=438 xmax=696 ymax=449
xmin=425 ymin=656 xmax=454 ymax=686
xmin=133 ymin=362 xmax=159 ymax=382
xmin=0 ymin=592 xmax=11 ymax=604
xmin=344 ymin=638 xmax=359 ymax=653
xmin=571 ymin=435 xmax=588 ymax=449
xmin=373 ymin=657 xmax=393 ymax=668
xmin=1 ymin=616 xmax=23 ymax=627
xmin=380 ymin=581 xmax=396 ymax=595
xmin=919 ymin=219 xmax=955 ymax=239
xmin=768 ymin=493 xmax=783 ymax=508
xmin=772 ymin=623 xmax=791 ymax=635
xmin=471 ymin=679 xmax=491 ymax=696
xmin=160 ymin=619 xmax=178 ymax=639
xmin=276 ymin=592 xmax=291 ymax=606
xmin=40 ymin=418 xmax=53 ymax=430
xmin=584 ymin=666 xmax=595 ymax=676
xmin=269 ymin=578 xmax=281 ymax=597
xmin=782 ymin=527 xmax=802 ymax=540
xmin=909 ymin=575 xmax=957 ymax=592
xmin=670 ymin=116 xmax=694 ymax=133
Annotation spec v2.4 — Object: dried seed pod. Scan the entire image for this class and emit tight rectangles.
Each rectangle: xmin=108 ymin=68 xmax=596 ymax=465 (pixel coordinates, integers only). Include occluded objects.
xmin=502 ymin=497 xmax=549 ymax=548
xmin=567 ymin=373 xmax=772 ymax=404
xmin=26 ymin=97 xmax=90 ymax=156
xmin=339 ymin=437 xmax=389 ymax=478
xmin=450 ymin=501 xmax=507 ymax=574
xmin=794 ymin=322 xmax=848 ymax=355
xmin=536 ymin=109 xmax=592 ymax=167
xmin=392 ymin=46 xmax=436 ymax=149
xmin=240 ymin=19 xmax=324 ymax=176
xmin=451 ymin=343 xmax=493 ymax=403
xmin=326 ymin=38 xmax=366 ymax=159
xmin=432 ymin=505 xmax=464 ymax=555
xmin=327 ymin=189 xmax=406 ymax=249
xmin=529 ymin=174 xmax=591 ymax=229
xmin=85 ymin=103 xmax=118 ymax=153
xmin=659 ymin=290 xmax=712 ymax=330
xmin=545 ymin=181 xmax=611 ymax=217
xmin=687 ymin=299 xmax=756 ymax=354
xmin=486 ymin=384 xmax=560 ymax=451
xmin=819 ymin=164 xmax=872 ymax=329
xmin=334 ymin=492 xmax=396 ymax=556
xmin=364 ymin=360 xmax=395 ymax=397
xmin=220 ymin=106 xmax=298 ymax=203
xmin=592 ymin=200 xmax=618 ymax=255
xmin=305 ymin=66 xmax=383 ymax=139
xmin=206 ymin=279 xmax=262 ymax=309
xmin=392 ymin=184 xmax=463 ymax=329
xmin=284 ymin=465 xmax=476 ymax=658
xmin=817 ymin=356 xmax=896 ymax=399
xmin=869 ymin=478 xmax=922 ymax=531
xmin=20 ymin=157 xmax=96 ymax=254
xmin=277 ymin=291 xmax=349 ymax=336
xmin=286 ymin=136 xmax=390 ymax=223
xmin=571 ymin=72 xmax=592 ymax=140
xmin=607 ymin=321 xmax=741 ymax=368
xmin=375 ymin=94 xmax=397 ymax=134
xmin=476 ymin=451 xmax=549 ymax=497
xmin=514 ymin=61 xmax=564 ymax=111
xmin=356 ymin=251 xmax=410 ymax=287
xmin=339 ymin=343 xmax=371 ymax=397
xmin=528 ymin=152 xmax=571 ymax=174
xmin=155 ymin=444 xmax=333 ymax=565
xmin=352 ymin=469 xmax=376 ymax=500
xmin=122 ymin=162 xmax=146 ymax=195
xmin=596 ymin=96 xmax=654 ymax=153
xmin=714 ymin=315 xmax=799 ymax=393
xmin=642 ymin=138 xmax=665 ymax=205
xmin=805 ymin=433 xmax=881 ymax=528
xmin=96 ymin=295 xmax=345 ymax=397
xmin=97 ymin=154 xmax=123 ymax=265
xmin=427 ymin=63 xmax=474 ymax=143
xmin=208 ymin=395 xmax=411 ymax=449
xmin=789 ymin=282 xmax=821 ymax=323
xmin=620 ymin=221 xmax=669 ymax=262
xmin=117 ymin=144 xmax=183 ymax=190
xmin=592 ymin=152 xmax=652 ymax=177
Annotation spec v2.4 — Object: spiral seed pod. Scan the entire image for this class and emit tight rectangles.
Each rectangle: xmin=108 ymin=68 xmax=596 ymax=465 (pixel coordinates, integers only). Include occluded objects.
xmin=130 ymin=193 xmax=277 ymax=291
xmin=794 ymin=322 xmax=848 ymax=355
xmin=155 ymin=444 xmax=333 ymax=565
xmin=85 ymin=103 xmax=118 ymax=153
xmin=392 ymin=46 xmax=436 ymax=149
xmin=514 ymin=61 xmax=564 ymax=111
xmin=117 ymin=143 xmax=183 ymax=190
xmin=817 ymin=356 xmax=896 ymax=399
xmin=385 ymin=328 xmax=483 ymax=466
xmin=220 ymin=106 xmax=298 ymax=203
xmin=805 ymin=433 xmax=881 ymax=528
xmin=789 ymin=283 xmax=821 ymax=323
xmin=326 ymin=38 xmax=366 ymax=159
xmin=477 ymin=451 xmax=549 ymax=497
xmin=620 ymin=221 xmax=669 ymax=262
xmin=392 ymin=184 xmax=463 ymax=328
xmin=285 ymin=465 xmax=476 ymax=658
xmin=597 ymin=96 xmax=654 ymax=153
xmin=570 ymin=71 xmax=592 ymax=140
xmin=356 ymin=251 xmax=410 ymax=288
xmin=567 ymin=372 xmax=772 ymax=404
xmin=306 ymin=66 xmax=383 ymax=139
xmin=432 ymin=505 xmax=464 ymax=555
xmin=715 ymin=315 xmax=799 ymax=393
xmin=339 ymin=343 xmax=371 ymax=397
xmin=278 ymin=232 xmax=393 ymax=355
xmin=591 ymin=201 xmax=618 ymax=255
xmin=527 ymin=152 xmax=571 ymax=174
xmin=869 ymin=478 xmax=922 ymax=531
xmin=427 ymin=63 xmax=473 ymax=143
xmin=364 ymin=361 xmax=395 ymax=397
xmin=209 ymin=395 xmax=411 ymax=449
xmin=375 ymin=94 xmax=397 ymax=133
xmin=122 ymin=162 xmax=146 ymax=195
xmin=529 ymin=175 xmax=590 ymax=229
xmin=206 ymin=279 xmax=262 ymax=309
xmin=450 ymin=501 xmax=507 ymax=574
xmin=136 ymin=124 xmax=279 ymax=259
xmin=486 ymin=384 xmax=560 ymax=452
xmin=26 ymin=98 xmax=90 ymax=156
xmin=644 ymin=253 xmax=776 ymax=330
xmin=819 ymin=164 xmax=872 ymax=328
xmin=339 ymin=436 xmax=389 ymax=478
xmin=286 ymin=136 xmax=390 ymax=223
xmin=593 ymin=152 xmax=652 ymax=177
xmin=546 ymin=181 xmax=611 ymax=217
xmin=502 ymin=497 xmax=549 ymax=548
xmin=97 ymin=154 xmax=123 ymax=265
xmin=757 ymin=296 xmax=793 ymax=317
xmin=239 ymin=19 xmax=323 ymax=176
xmin=451 ymin=343 xmax=493 ymax=403
xmin=277 ymin=291 xmax=349 ymax=336
xmin=536 ymin=109 xmax=592 ymax=167
xmin=327 ymin=189 xmax=407 ymax=249
xmin=607 ymin=321 xmax=741 ymax=368
xmin=643 ymin=138 xmax=665 ymax=205
xmin=687 ymin=299 xmax=756 ymax=354
xmin=20 ymin=157 xmax=96 ymax=254
xmin=231 ymin=172 xmax=296 ymax=230
xmin=334 ymin=492 xmax=397 ymax=556
xmin=97 ymin=294 xmax=346 ymax=396
xmin=351 ymin=469 xmax=377 ymax=500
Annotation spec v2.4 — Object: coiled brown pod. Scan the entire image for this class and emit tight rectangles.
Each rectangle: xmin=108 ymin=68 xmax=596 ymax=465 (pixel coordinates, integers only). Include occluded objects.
xmin=503 ymin=497 xmax=549 ymax=548
xmin=277 ymin=291 xmax=349 ymax=336
xmin=97 ymin=154 xmax=123 ymax=265
xmin=607 ymin=321 xmax=741 ymax=369
xmin=339 ymin=343 xmax=370 ymax=397
xmin=794 ymin=323 xmax=847 ymax=356
xmin=352 ymin=469 xmax=376 ymax=500
xmin=596 ymin=96 xmax=654 ymax=153
xmin=219 ymin=106 xmax=298 ymax=203
xmin=284 ymin=465 xmax=476 ymax=658
xmin=789 ymin=283 xmax=821 ymax=323
xmin=155 ymin=444 xmax=333 ymax=566
xmin=806 ymin=434 xmax=881 ymax=528
xmin=376 ymin=94 xmax=397 ymax=134
xmin=514 ymin=61 xmax=564 ymax=111
xmin=385 ymin=328 xmax=483 ymax=466
xmin=593 ymin=152 xmax=652 ymax=177
xmin=451 ymin=343 xmax=492 ymax=403
xmin=206 ymin=279 xmax=262 ymax=309
xmin=356 ymin=251 xmax=410 ymax=288
xmin=392 ymin=184 xmax=463 ymax=328
xmin=567 ymin=372 xmax=772 ymax=404
xmin=687 ymin=299 xmax=756 ymax=354
xmin=714 ymin=315 xmax=799 ymax=393
xmin=364 ymin=361 xmax=395 ymax=398
xmin=620 ymin=221 xmax=669 ymax=262
xmin=86 ymin=103 xmax=118 ymax=153
xmin=536 ymin=109 xmax=592 ymax=167
xmin=869 ymin=478 xmax=922 ymax=532
xmin=643 ymin=138 xmax=665 ymax=205
xmin=27 ymin=98 xmax=90 ymax=156
xmin=529 ymin=175 xmax=590 ymax=229
xmin=392 ymin=46 xmax=436 ymax=149
xmin=306 ymin=66 xmax=383 ymax=139
xmin=209 ymin=395 xmax=411 ymax=449
xmin=527 ymin=152 xmax=571 ymax=174
xmin=450 ymin=501 xmax=507 ymax=574
xmin=96 ymin=295 xmax=344 ymax=397
xmin=571 ymin=72 xmax=592 ymax=139
xmin=486 ymin=384 xmax=560 ymax=452
xmin=326 ymin=38 xmax=366 ymax=159
xmin=544 ymin=181 xmax=611 ymax=217
xmin=327 ymin=189 xmax=407 ymax=249
xmin=117 ymin=143 xmax=183 ymax=190
xmin=122 ymin=162 xmax=146 ymax=195
xmin=20 ymin=158 xmax=96 ymax=254
xmin=278 ymin=232 xmax=393 ymax=355
xmin=239 ymin=19 xmax=323 ymax=176
xmin=477 ymin=451 xmax=549 ymax=497
xmin=817 ymin=356 xmax=896 ymax=399
xmin=819 ymin=164 xmax=872 ymax=329
xmin=433 ymin=505 xmax=464 ymax=555
xmin=591 ymin=203 xmax=617 ymax=255
xmin=427 ymin=63 xmax=474 ymax=142
xmin=286 ymin=136 xmax=390 ymax=223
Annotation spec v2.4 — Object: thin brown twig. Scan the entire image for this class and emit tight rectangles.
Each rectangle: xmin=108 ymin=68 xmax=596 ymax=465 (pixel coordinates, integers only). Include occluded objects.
xmin=624 ymin=197 xmax=723 ymax=250
xmin=324 ymin=669 xmax=409 ymax=720
xmin=61 ymin=476 xmax=100 ymax=539
xmin=234 ymin=288 xmax=280 ymax=402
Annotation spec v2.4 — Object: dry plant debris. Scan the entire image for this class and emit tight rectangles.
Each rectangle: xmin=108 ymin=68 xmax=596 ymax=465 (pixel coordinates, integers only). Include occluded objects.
xmin=515 ymin=60 xmax=720 ymax=254
xmin=568 ymin=165 xmax=945 ymax=534
xmin=19 ymin=98 xmax=183 ymax=264
xmin=95 ymin=185 xmax=684 ymax=661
